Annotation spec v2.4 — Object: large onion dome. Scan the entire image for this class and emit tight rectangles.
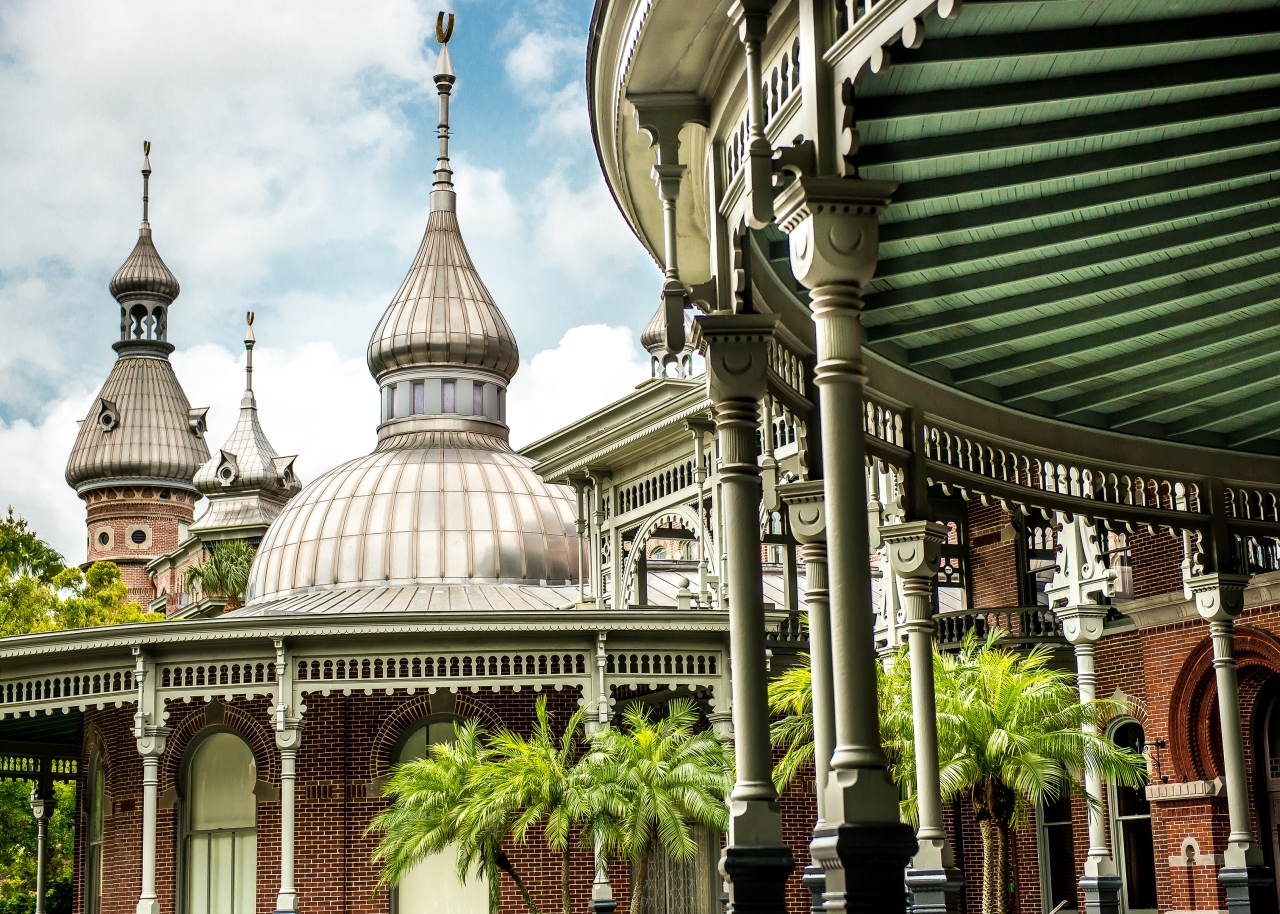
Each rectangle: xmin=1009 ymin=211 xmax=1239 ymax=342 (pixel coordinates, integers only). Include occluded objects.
xmin=109 ymin=226 xmax=180 ymax=302
xmin=240 ymin=39 xmax=578 ymax=612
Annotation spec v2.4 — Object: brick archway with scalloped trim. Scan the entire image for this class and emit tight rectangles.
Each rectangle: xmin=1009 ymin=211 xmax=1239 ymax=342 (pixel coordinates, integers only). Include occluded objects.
xmin=1168 ymin=624 xmax=1280 ymax=781
xmin=368 ymin=690 xmax=510 ymax=783
xmin=159 ymin=697 xmax=277 ymax=792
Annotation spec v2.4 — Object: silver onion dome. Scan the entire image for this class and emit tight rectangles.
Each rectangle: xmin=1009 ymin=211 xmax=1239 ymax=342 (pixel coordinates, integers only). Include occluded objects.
xmin=110 ymin=226 xmax=180 ymax=302
xmin=241 ymin=37 xmax=579 ymax=612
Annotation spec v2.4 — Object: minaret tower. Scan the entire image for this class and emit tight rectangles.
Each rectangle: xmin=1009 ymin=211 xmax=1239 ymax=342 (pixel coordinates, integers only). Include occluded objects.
xmin=65 ymin=143 xmax=211 ymax=604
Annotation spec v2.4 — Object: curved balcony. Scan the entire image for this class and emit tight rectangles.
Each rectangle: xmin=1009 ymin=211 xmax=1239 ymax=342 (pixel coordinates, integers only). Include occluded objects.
xmin=932 ymin=606 xmax=1065 ymax=653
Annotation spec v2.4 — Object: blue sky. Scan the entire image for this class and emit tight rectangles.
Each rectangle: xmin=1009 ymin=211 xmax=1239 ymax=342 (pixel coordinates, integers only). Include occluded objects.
xmin=0 ymin=0 xmax=663 ymax=560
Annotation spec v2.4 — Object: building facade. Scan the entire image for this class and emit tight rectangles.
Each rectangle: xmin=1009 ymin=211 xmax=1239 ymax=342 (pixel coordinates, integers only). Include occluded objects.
xmin=4 ymin=3 xmax=1280 ymax=914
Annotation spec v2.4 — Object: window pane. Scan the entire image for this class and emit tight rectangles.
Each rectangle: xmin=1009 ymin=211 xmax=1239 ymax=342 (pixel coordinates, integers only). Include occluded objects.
xmin=473 ymin=384 xmax=484 ymax=416
xmin=1122 ymin=818 xmax=1158 ymax=910
xmin=1045 ymin=823 xmax=1078 ymax=911
xmin=414 ymin=382 xmax=425 ymax=415
xmin=443 ymin=381 xmax=456 ymax=414
xmin=190 ymin=733 xmax=257 ymax=830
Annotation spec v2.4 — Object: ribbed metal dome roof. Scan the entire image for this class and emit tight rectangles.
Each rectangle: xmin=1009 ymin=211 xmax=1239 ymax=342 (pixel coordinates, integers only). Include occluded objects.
xmin=65 ymin=354 xmax=211 ymax=491
xmin=245 ymin=433 xmax=578 ymax=602
xmin=109 ymin=226 xmax=180 ymax=302
xmin=365 ymin=209 xmax=519 ymax=382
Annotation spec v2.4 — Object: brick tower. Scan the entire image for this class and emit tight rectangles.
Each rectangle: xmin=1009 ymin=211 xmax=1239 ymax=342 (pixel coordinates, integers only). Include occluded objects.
xmin=64 ymin=144 xmax=211 ymax=605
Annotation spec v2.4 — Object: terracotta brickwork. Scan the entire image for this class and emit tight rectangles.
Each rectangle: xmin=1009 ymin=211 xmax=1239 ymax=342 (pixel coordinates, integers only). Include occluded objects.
xmin=966 ymin=498 xmax=1019 ymax=608
xmin=79 ymin=485 xmax=197 ymax=604
xmin=1127 ymin=529 xmax=1185 ymax=600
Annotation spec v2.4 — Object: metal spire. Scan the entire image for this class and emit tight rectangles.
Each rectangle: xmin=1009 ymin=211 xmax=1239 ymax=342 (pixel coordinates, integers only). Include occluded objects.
xmin=432 ymin=12 xmax=457 ymax=212
xmin=243 ymin=311 xmax=257 ymax=408
xmin=141 ymin=141 xmax=151 ymax=225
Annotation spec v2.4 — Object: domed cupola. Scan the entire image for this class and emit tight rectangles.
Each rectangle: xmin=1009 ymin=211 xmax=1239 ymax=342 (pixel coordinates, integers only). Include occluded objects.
xmin=640 ymin=298 xmax=695 ymax=379
xmin=367 ymin=41 xmax=519 ymax=445
xmin=65 ymin=144 xmax=210 ymax=602
xmin=242 ymin=26 xmax=579 ymax=608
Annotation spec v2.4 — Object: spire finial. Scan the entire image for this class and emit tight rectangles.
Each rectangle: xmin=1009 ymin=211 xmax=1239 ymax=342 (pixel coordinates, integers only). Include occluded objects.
xmin=431 ymin=12 xmax=457 ymax=211
xmin=243 ymin=311 xmax=257 ymax=406
xmin=141 ymin=141 xmax=152 ymax=225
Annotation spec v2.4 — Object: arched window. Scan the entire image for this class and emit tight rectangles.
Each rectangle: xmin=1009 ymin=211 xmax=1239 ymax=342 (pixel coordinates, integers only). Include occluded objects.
xmin=85 ymin=746 xmax=106 ymax=914
xmin=183 ymin=732 xmax=257 ymax=914
xmin=392 ymin=715 xmax=489 ymax=914
xmin=636 ymin=825 xmax=719 ymax=914
xmin=1108 ymin=720 xmax=1157 ymax=913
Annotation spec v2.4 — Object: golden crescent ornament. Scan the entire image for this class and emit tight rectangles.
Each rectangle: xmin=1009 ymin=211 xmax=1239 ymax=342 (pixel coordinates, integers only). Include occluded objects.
xmin=436 ymin=11 xmax=454 ymax=44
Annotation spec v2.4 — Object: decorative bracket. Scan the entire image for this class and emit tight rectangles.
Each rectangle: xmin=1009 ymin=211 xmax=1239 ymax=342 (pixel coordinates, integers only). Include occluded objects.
xmin=1046 ymin=513 xmax=1115 ymax=644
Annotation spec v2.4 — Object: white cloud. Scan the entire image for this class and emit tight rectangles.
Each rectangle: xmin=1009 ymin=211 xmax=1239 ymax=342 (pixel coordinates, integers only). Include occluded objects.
xmin=504 ymin=32 xmax=580 ymax=85
xmin=507 ymin=325 xmax=649 ymax=448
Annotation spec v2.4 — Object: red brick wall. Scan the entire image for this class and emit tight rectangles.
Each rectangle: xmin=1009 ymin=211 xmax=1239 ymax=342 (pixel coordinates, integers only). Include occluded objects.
xmin=966 ymin=499 xmax=1019 ymax=608
xmin=1127 ymin=530 xmax=1184 ymax=600
xmin=80 ymin=485 xmax=197 ymax=604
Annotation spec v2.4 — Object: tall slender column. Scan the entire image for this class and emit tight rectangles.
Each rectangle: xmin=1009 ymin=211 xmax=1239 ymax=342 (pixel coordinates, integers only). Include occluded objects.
xmin=274 ymin=639 xmax=304 ymax=913
xmin=884 ymin=521 xmax=962 ymax=914
xmin=776 ymin=175 xmax=914 ymax=914
xmin=782 ymin=481 xmax=833 ymax=914
xmin=132 ymin=648 xmax=168 ymax=914
xmin=1047 ymin=515 xmax=1121 ymax=914
xmin=694 ymin=313 xmax=793 ymax=914
xmin=729 ymin=0 xmax=778 ymax=229
xmin=1189 ymin=574 xmax=1271 ymax=914
xmin=31 ymin=787 xmax=49 ymax=914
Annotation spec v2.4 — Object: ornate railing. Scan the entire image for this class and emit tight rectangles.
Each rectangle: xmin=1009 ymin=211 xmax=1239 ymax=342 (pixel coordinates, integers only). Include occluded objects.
xmin=933 ymin=606 xmax=1064 ymax=652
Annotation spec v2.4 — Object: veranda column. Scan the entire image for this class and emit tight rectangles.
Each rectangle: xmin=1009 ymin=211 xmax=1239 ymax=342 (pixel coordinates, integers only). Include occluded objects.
xmin=775 ymin=176 xmax=914 ymax=914
xmin=1046 ymin=515 xmax=1121 ymax=914
xmin=274 ymin=639 xmax=304 ymax=913
xmin=132 ymin=648 xmax=168 ymax=914
xmin=782 ymin=481 xmax=834 ymax=914
xmin=693 ymin=312 xmax=794 ymax=914
xmin=1188 ymin=574 xmax=1272 ymax=914
xmin=30 ymin=784 xmax=51 ymax=914
xmin=883 ymin=521 xmax=962 ymax=914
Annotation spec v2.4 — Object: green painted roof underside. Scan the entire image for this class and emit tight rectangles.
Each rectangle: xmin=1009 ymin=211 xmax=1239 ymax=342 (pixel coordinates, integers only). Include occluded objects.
xmin=826 ymin=0 xmax=1280 ymax=454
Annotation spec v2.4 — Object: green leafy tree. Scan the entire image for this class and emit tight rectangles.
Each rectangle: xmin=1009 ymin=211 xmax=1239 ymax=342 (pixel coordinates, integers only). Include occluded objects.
xmin=768 ymin=634 xmax=1148 ymax=914
xmin=0 ymin=508 xmax=65 ymax=585
xmin=369 ymin=720 xmax=544 ymax=914
xmin=53 ymin=563 xmax=161 ymax=629
xmin=582 ymin=699 xmax=732 ymax=914
xmin=481 ymin=698 xmax=589 ymax=914
xmin=183 ymin=540 xmax=255 ymax=611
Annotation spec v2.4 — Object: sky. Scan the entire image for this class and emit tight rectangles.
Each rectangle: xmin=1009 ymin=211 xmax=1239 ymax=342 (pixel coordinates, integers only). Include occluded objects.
xmin=0 ymin=1 xmax=665 ymax=563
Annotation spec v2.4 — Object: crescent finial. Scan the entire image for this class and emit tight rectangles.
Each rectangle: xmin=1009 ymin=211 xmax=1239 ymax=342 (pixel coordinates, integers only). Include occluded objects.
xmin=436 ymin=11 xmax=454 ymax=44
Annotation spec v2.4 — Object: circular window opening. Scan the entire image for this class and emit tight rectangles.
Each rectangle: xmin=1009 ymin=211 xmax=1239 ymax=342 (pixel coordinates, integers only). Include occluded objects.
xmin=131 ymin=529 xmax=147 ymax=545
xmin=97 ymin=531 xmax=110 ymax=547
xmin=220 ymin=468 xmax=233 ymax=480
xmin=99 ymin=414 xmax=114 ymax=429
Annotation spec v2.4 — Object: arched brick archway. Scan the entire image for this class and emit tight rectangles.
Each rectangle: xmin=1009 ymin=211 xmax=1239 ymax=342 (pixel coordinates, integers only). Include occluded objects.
xmin=160 ymin=698 xmax=277 ymax=791
xmin=368 ymin=690 xmax=506 ymax=782
xmin=1168 ymin=624 xmax=1280 ymax=781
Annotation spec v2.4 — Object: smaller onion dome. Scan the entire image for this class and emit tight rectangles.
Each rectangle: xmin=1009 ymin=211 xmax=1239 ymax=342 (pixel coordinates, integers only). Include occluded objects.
xmin=110 ymin=226 xmax=180 ymax=302
xmin=110 ymin=144 xmax=180 ymax=303
xmin=641 ymin=298 xmax=695 ymax=379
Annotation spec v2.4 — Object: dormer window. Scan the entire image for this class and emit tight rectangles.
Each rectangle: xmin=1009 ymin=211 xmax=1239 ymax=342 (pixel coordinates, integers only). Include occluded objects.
xmin=97 ymin=399 xmax=120 ymax=433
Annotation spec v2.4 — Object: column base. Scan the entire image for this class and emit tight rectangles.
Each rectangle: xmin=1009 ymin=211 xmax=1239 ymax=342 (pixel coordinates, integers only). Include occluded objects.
xmin=720 ymin=844 xmax=796 ymax=914
xmin=811 ymin=820 xmax=917 ymax=914
xmin=590 ymin=898 xmax=618 ymax=914
xmin=802 ymin=861 xmax=826 ymax=914
xmin=1079 ymin=873 xmax=1122 ymax=914
xmin=905 ymin=866 xmax=963 ymax=914
xmin=136 ymin=899 xmax=160 ymax=914
xmin=1219 ymin=864 xmax=1273 ymax=914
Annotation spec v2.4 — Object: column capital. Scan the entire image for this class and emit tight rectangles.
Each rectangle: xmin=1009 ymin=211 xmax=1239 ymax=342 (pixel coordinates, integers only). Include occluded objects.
xmin=136 ymin=727 xmax=170 ymax=758
xmin=1189 ymin=572 xmax=1251 ymax=623
xmin=780 ymin=480 xmax=825 ymax=544
xmin=276 ymin=722 xmax=304 ymax=752
xmin=692 ymin=312 xmax=780 ymax=405
xmin=627 ymin=92 xmax=709 ymax=168
xmin=880 ymin=520 xmax=946 ymax=579
xmin=774 ymin=177 xmax=898 ymax=290
xmin=727 ymin=0 xmax=775 ymax=41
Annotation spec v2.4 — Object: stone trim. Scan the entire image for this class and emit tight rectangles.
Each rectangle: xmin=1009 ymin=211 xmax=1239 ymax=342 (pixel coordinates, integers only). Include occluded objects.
xmin=1116 ymin=570 xmax=1280 ymax=631
xmin=1146 ymin=777 xmax=1224 ymax=802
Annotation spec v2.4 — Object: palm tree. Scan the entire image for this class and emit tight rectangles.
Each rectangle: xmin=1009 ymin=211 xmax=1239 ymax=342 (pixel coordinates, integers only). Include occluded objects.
xmin=368 ymin=720 xmax=543 ymax=914
xmin=582 ymin=699 xmax=732 ymax=914
xmin=480 ymin=697 xmax=589 ymax=914
xmin=769 ymin=633 xmax=1149 ymax=914
xmin=766 ymin=656 xmax=813 ymax=793
xmin=182 ymin=540 xmax=255 ymax=610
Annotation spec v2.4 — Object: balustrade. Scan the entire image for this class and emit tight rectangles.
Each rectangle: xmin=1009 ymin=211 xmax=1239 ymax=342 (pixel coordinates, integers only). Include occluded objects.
xmin=0 ymin=668 xmax=134 ymax=714
xmin=933 ymin=606 xmax=1065 ymax=651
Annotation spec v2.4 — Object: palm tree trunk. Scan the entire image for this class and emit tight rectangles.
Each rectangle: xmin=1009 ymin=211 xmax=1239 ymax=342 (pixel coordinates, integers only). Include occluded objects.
xmin=496 ymin=852 xmax=544 ymax=914
xmin=979 ymin=818 xmax=997 ymax=914
xmin=995 ymin=819 xmax=1010 ymax=914
xmin=629 ymin=845 xmax=650 ymax=914
xmin=562 ymin=843 xmax=572 ymax=914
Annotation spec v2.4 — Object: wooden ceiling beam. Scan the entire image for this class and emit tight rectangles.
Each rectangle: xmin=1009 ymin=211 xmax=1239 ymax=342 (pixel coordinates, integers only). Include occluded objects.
xmin=1050 ymin=332 xmax=1280 ymax=417
xmin=868 ymin=204 xmax=1280 ymax=330
xmin=904 ymin=237 xmax=1280 ymax=363
xmin=876 ymin=179 xmax=1280 ymax=278
xmin=952 ymin=285 xmax=1280 ymax=383
xmin=1000 ymin=318 xmax=1280 ymax=402
xmin=1109 ymin=362 xmax=1280 ymax=428
xmin=892 ymin=121 xmax=1280 ymax=206
xmin=857 ymin=51 xmax=1280 ymax=120
xmin=1165 ymin=384 xmax=1280 ymax=436
xmin=859 ymin=86 xmax=1280 ymax=167
xmin=886 ymin=11 xmax=1280 ymax=66
xmin=1224 ymin=397 xmax=1280 ymax=446
xmin=880 ymin=151 xmax=1278 ymax=243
